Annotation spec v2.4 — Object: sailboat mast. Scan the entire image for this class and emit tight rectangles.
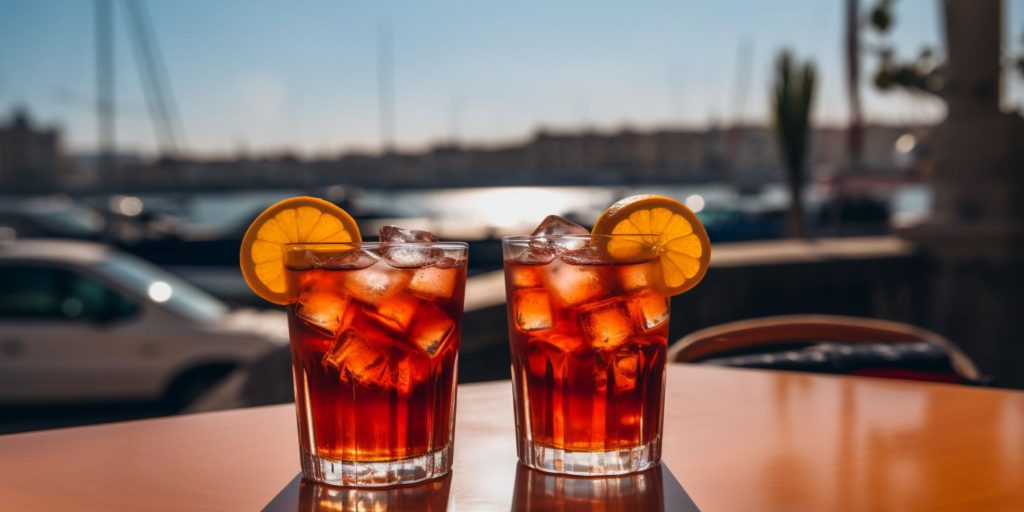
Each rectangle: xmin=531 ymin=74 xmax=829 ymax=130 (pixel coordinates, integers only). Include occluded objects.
xmin=96 ymin=0 xmax=115 ymax=170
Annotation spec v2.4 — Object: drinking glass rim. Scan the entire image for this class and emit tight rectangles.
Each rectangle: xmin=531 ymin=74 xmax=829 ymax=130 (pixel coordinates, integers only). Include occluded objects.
xmin=502 ymin=234 xmax=660 ymax=243
xmin=284 ymin=241 xmax=469 ymax=250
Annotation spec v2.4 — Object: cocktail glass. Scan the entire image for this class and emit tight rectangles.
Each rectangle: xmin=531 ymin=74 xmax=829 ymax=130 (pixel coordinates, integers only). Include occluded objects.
xmin=283 ymin=241 xmax=467 ymax=486
xmin=504 ymin=234 xmax=668 ymax=475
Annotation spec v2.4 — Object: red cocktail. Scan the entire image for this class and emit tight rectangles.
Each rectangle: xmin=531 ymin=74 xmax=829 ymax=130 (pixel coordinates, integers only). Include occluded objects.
xmin=503 ymin=197 xmax=711 ymax=475
xmin=504 ymin=234 xmax=668 ymax=475
xmin=284 ymin=241 xmax=467 ymax=486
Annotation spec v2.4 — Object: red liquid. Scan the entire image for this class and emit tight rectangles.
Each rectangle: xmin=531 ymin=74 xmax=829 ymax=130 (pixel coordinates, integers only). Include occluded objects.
xmin=286 ymin=261 xmax=465 ymax=462
xmin=506 ymin=258 xmax=668 ymax=452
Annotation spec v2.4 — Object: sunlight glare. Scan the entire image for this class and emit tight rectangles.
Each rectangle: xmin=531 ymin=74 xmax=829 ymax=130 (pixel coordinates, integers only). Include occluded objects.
xmin=685 ymin=194 xmax=706 ymax=213
xmin=148 ymin=281 xmax=173 ymax=303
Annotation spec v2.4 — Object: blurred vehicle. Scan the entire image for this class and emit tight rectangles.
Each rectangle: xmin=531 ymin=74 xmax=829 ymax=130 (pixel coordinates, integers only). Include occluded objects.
xmin=0 ymin=195 xmax=106 ymax=240
xmin=0 ymin=239 xmax=287 ymax=408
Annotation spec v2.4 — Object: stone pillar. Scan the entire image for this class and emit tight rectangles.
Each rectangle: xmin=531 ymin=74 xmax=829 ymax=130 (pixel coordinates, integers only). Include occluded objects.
xmin=904 ymin=0 xmax=1024 ymax=387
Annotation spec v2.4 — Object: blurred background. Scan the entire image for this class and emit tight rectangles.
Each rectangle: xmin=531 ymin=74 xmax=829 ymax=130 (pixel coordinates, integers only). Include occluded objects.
xmin=1 ymin=0 xmax=1022 ymax=432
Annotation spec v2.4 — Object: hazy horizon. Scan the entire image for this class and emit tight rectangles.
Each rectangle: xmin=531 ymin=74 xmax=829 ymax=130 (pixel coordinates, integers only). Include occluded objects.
xmin=2 ymin=0 xmax=1021 ymax=157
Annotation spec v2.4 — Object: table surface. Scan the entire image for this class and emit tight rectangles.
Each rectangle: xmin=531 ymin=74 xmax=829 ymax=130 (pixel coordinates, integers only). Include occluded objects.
xmin=2 ymin=364 xmax=1023 ymax=511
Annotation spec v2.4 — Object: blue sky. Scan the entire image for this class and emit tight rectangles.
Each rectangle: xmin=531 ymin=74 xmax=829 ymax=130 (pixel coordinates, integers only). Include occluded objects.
xmin=0 ymin=1 xmax=1019 ymax=156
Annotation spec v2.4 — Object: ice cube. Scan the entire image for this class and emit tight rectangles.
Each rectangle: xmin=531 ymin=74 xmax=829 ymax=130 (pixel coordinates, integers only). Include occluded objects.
xmin=382 ymin=247 xmax=443 ymax=268
xmin=516 ymin=215 xmax=588 ymax=265
xmin=627 ymin=290 xmax=669 ymax=330
xmin=509 ymin=265 xmax=542 ymax=288
xmin=341 ymin=261 xmax=412 ymax=305
xmin=295 ymin=291 xmax=351 ymax=337
xmin=618 ymin=261 xmax=656 ymax=291
xmin=559 ymin=246 xmax=602 ymax=265
xmin=300 ymin=250 xmax=326 ymax=269
xmin=516 ymin=243 xmax=558 ymax=265
xmin=379 ymin=225 xmax=438 ymax=243
xmin=408 ymin=266 xmax=457 ymax=300
xmin=323 ymin=329 xmax=389 ymax=383
xmin=531 ymin=215 xmax=588 ymax=237
xmin=606 ymin=336 xmax=665 ymax=393
xmin=295 ymin=268 xmax=334 ymax=292
xmin=433 ymin=256 xmax=459 ymax=268
xmin=526 ymin=333 xmax=585 ymax=377
xmin=321 ymin=249 xmax=380 ymax=270
xmin=542 ymin=259 xmax=607 ymax=306
xmin=365 ymin=292 xmax=420 ymax=332
xmin=296 ymin=247 xmax=370 ymax=269
xmin=513 ymin=288 xmax=554 ymax=332
xmin=579 ymin=298 xmax=635 ymax=350
xmin=609 ymin=349 xmax=640 ymax=393
xmin=323 ymin=328 xmax=429 ymax=394
xmin=407 ymin=303 xmax=456 ymax=357
xmin=379 ymin=225 xmax=442 ymax=268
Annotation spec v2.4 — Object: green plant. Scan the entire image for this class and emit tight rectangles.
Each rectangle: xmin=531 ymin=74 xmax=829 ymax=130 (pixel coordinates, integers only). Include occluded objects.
xmin=867 ymin=0 xmax=943 ymax=95
xmin=772 ymin=50 xmax=817 ymax=238
xmin=866 ymin=0 xmax=1024 ymax=97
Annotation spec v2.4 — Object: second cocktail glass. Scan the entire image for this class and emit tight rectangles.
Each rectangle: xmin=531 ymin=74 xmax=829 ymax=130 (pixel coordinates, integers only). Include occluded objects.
xmin=284 ymin=241 xmax=467 ymax=487
xmin=504 ymin=234 xmax=669 ymax=475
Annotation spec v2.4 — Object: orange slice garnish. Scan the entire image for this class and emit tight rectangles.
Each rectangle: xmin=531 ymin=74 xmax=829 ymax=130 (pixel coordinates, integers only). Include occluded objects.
xmin=239 ymin=196 xmax=360 ymax=304
xmin=592 ymin=194 xmax=710 ymax=296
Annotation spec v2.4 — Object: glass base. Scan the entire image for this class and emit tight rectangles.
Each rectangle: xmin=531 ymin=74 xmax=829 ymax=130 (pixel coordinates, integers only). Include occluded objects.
xmin=518 ymin=437 xmax=661 ymax=476
xmin=300 ymin=445 xmax=452 ymax=487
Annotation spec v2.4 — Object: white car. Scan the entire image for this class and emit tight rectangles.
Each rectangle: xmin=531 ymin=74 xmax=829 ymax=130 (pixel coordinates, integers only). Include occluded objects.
xmin=0 ymin=239 xmax=288 ymax=407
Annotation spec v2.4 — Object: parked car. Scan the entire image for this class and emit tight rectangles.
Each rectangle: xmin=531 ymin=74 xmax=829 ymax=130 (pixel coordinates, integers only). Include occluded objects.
xmin=0 ymin=239 xmax=287 ymax=408
xmin=0 ymin=196 xmax=106 ymax=240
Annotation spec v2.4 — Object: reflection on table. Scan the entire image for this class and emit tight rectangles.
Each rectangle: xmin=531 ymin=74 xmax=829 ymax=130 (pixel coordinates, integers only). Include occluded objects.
xmin=512 ymin=463 xmax=664 ymax=511
xmin=293 ymin=472 xmax=452 ymax=512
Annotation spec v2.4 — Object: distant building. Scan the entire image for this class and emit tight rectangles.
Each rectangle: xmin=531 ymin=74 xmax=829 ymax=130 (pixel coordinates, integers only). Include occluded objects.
xmin=74 ymin=122 xmax=931 ymax=191
xmin=0 ymin=109 xmax=63 ymax=191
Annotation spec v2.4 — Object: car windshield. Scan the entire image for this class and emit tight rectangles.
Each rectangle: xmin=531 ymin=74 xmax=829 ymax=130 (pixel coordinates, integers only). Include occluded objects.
xmin=38 ymin=206 xmax=105 ymax=237
xmin=14 ymin=197 xmax=107 ymax=237
xmin=96 ymin=253 xmax=229 ymax=323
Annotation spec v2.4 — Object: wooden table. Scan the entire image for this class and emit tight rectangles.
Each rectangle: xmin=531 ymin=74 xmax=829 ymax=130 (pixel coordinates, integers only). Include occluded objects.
xmin=2 ymin=364 xmax=1022 ymax=511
